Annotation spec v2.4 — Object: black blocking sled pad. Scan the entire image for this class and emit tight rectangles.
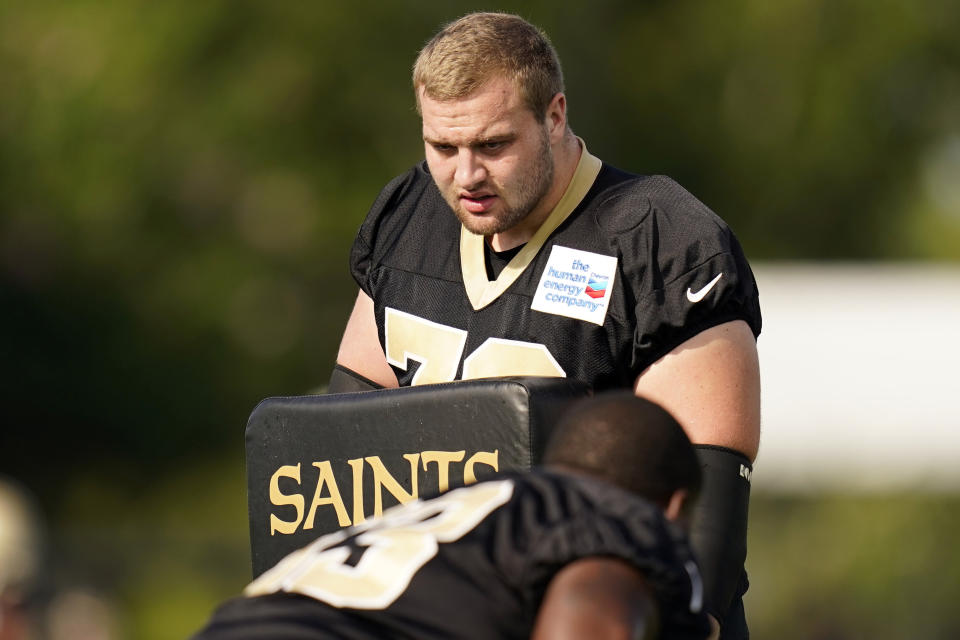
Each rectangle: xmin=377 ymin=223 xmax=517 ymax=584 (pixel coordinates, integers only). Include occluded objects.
xmin=245 ymin=377 xmax=590 ymax=576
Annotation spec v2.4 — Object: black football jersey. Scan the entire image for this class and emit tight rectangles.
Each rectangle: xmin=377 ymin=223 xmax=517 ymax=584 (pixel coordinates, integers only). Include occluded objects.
xmin=350 ymin=145 xmax=761 ymax=390
xmin=192 ymin=470 xmax=711 ymax=640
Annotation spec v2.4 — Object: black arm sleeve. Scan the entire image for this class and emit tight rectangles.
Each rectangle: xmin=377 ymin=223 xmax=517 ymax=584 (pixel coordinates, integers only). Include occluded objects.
xmin=327 ymin=364 xmax=384 ymax=394
xmin=688 ymin=445 xmax=752 ymax=637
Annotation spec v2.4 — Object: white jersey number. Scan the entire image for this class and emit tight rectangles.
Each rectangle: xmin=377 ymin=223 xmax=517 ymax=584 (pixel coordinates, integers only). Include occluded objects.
xmin=245 ymin=480 xmax=515 ymax=609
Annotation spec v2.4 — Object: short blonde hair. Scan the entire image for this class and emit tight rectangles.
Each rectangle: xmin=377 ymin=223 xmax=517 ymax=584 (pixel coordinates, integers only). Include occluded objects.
xmin=412 ymin=12 xmax=565 ymax=121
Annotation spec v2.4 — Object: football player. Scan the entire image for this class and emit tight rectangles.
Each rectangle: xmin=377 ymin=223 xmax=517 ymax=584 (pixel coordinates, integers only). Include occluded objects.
xmin=330 ymin=12 xmax=760 ymax=638
xmin=192 ymin=393 xmax=715 ymax=639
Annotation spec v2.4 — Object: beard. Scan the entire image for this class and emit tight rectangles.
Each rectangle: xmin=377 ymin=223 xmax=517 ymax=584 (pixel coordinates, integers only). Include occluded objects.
xmin=448 ymin=128 xmax=555 ymax=237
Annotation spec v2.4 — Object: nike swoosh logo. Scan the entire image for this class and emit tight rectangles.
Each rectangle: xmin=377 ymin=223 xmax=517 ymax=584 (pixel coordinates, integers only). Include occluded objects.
xmin=686 ymin=272 xmax=723 ymax=303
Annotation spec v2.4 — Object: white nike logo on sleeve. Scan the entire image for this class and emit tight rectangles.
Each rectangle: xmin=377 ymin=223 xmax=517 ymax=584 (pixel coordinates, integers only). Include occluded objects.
xmin=686 ymin=272 xmax=723 ymax=303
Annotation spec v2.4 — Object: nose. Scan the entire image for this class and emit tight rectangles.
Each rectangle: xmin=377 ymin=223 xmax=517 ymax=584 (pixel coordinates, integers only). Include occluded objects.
xmin=454 ymin=148 xmax=487 ymax=190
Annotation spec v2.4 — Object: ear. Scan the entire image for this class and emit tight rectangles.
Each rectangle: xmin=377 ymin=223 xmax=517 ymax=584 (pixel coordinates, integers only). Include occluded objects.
xmin=664 ymin=489 xmax=689 ymax=522
xmin=544 ymin=92 xmax=567 ymax=140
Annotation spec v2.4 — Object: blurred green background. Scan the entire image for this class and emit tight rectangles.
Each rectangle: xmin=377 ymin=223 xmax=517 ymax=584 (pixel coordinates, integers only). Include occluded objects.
xmin=1 ymin=1 xmax=958 ymax=638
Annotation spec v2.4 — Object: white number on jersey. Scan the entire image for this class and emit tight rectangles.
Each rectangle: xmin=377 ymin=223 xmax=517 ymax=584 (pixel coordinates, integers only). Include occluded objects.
xmin=245 ymin=480 xmax=515 ymax=609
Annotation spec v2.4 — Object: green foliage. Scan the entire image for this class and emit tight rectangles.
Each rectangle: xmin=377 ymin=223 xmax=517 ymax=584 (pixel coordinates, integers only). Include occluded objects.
xmin=1 ymin=1 xmax=958 ymax=636
xmin=51 ymin=458 xmax=250 ymax=639
xmin=747 ymin=492 xmax=960 ymax=638
xmin=549 ymin=0 xmax=960 ymax=259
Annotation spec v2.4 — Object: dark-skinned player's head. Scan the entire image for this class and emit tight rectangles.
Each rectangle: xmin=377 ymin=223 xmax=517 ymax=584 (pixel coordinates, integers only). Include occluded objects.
xmin=543 ymin=392 xmax=702 ymax=515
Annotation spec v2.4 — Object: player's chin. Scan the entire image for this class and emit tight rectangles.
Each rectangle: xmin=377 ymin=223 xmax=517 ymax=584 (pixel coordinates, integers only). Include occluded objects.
xmin=455 ymin=210 xmax=505 ymax=236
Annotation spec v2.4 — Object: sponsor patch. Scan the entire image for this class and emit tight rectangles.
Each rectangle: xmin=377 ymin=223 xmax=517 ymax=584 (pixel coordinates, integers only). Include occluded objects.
xmin=531 ymin=245 xmax=618 ymax=325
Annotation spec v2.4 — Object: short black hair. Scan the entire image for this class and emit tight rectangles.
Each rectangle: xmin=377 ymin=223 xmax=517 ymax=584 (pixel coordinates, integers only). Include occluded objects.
xmin=543 ymin=392 xmax=701 ymax=507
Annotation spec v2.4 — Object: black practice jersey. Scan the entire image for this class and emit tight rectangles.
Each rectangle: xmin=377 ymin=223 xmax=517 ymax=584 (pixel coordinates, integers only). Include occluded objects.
xmin=192 ymin=470 xmax=711 ymax=640
xmin=350 ymin=146 xmax=761 ymax=390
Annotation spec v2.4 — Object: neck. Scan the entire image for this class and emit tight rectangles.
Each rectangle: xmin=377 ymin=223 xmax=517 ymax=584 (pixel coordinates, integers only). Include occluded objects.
xmin=488 ymin=131 xmax=582 ymax=252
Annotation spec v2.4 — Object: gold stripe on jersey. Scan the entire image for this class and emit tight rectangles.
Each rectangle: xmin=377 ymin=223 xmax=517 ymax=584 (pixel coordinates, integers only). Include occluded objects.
xmin=460 ymin=140 xmax=603 ymax=311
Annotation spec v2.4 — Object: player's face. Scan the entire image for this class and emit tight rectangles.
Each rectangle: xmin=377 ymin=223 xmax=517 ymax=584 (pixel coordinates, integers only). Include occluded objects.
xmin=420 ymin=77 xmax=558 ymax=243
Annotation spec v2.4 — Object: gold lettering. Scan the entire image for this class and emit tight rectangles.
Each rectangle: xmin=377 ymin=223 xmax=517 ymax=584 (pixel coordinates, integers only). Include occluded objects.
xmin=421 ymin=450 xmax=466 ymax=493
xmin=366 ymin=454 xmax=420 ymax=517
xmin=304 ymin=461 xmax=350 ymax=529
xmin=348 ymin=457 xmax=365 ymax=526
xmin=464 ymin=450 xmax=499 ymax=484
xmin=269 ymin=464 xmax=305 ymax=536
xmin=266 ymin=450 xmax=504 ymax=535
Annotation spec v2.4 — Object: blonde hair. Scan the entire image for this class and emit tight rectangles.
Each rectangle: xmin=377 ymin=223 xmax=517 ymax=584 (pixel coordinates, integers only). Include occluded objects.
xmin=412 ymin=12 xmax=564 ymax=120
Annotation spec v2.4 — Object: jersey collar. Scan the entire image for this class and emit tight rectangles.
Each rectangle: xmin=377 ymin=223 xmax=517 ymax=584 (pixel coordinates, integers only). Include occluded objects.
xmin=460 ymin=139 xmax=603 ymax=311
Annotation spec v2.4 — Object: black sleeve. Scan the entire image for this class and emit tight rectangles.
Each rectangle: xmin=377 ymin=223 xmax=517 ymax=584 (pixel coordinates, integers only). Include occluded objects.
xmin=615 ymin=176 xmax=761 ymax=374
xmin=349 ymin=165 xmax=426 ymax=297
xmin=688 ymin=445 xmax=752 ymax=636
xmin=508 ymin=477 xmax=711 ymax=639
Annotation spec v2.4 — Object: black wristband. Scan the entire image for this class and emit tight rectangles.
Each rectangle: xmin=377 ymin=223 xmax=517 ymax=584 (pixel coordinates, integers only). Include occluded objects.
xmin=689 ymin=445 xmax=752 ymax=632
xmin=327 ymin=364 xmax=384 ymax=394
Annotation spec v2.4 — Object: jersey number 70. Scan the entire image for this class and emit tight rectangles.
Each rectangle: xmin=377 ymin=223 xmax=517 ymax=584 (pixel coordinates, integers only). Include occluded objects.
xmin=383 ymin=307 xmax=565 ymax=384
